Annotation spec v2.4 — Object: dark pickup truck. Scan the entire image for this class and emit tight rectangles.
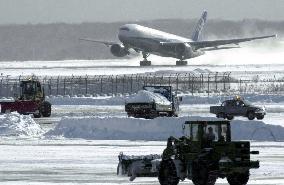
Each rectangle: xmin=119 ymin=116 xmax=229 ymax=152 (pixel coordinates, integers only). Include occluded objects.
xmin=210 ymin=98 xmax=266 ymax=120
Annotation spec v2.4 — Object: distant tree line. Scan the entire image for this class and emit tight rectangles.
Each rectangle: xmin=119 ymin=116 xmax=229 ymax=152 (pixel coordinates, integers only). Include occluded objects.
xmin=0 ymin=19 xmax=283 ymax=61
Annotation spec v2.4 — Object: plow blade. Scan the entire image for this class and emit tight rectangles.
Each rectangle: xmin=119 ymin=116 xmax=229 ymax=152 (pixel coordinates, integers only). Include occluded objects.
xmin=117 ymin=152 xmax=161 ymax=181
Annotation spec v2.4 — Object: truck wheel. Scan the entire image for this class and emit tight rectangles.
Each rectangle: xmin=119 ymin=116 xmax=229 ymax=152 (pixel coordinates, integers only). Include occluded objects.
xmin=257 ymin=115 xmax=264 ymax=120
xmin=226 ymin=115 xmax=234 ymax=120
xmin=192 ymin=162 xmax=217 ymax=185
xmin=227 ymin=171 xmax=249 ymax=185
xmin=41 ymin=101 xmax=51 ymax=117
xmin=247 ymin=112 xmax=255 ymax=120
xmin=158 ymin=159 xmax=179 ymax=185
xmin=33 ymin=112 xmax=41 ymax=118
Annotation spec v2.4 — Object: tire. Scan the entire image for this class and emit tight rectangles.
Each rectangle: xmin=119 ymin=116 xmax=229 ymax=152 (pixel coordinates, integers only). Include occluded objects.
xmin=158 ymin=159 xmax=179 ymax=185
xmin=33 ymin=112 xmax=41 ymax=118
xmin=257 ymin=115 xmax=264 ymax=120
xmin=247 ymin=112 xmax=255 ymax=120
xmin=227 ymin=171 xmax=249 ymax=185
xmin=140 ymin=60 xmax=151 ymax=66
xmin=192 ymin=162 xmax=217 ymax=185
xmin=226 ymin=114 xmax=234 ymax=120
xmin=41 ymin=101 xmax=51 ymax=117
xmin=176 ymin=60 xmax=188 ymax=66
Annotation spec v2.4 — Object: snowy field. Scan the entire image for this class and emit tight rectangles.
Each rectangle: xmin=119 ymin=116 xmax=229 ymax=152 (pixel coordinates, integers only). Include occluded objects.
xmin=0 ymin=138 xmax=284 ymax=185
xmin=0 ymin=41 xmax=283 ymax=77
xmin=1 ymin=40 xmax=284 ymax=184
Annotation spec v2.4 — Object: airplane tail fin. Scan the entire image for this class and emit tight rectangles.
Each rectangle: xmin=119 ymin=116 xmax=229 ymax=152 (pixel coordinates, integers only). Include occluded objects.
xmin=191 ymin=10 xmax=207 ymax=41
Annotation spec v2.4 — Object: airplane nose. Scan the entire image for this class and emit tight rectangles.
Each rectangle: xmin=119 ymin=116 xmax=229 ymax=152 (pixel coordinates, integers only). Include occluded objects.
xmin=118 ymin=31 xmax=126 ymax=42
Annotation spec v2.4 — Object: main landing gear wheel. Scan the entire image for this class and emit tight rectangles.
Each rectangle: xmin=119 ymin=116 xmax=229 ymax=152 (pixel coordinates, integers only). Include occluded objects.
xmin=176 ymin=60 xmax=187 ymax=66
xmin=140 ymin=60 xmax=151 ymax=66
xmin=140 ymin=52 xmax=151 ymax=66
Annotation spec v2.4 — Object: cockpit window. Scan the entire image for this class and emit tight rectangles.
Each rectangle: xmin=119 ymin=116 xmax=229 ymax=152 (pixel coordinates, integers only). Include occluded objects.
xmin=120 ymin=27 xmax=130 ymax=31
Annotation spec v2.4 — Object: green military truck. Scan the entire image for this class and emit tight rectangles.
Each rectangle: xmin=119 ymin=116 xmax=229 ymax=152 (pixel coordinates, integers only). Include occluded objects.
xmin=117 ymin=120 xmax=259 ymax=185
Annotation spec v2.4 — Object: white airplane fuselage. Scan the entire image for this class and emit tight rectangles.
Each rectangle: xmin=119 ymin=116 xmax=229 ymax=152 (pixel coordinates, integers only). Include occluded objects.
xmin=117 ymin=24 xmax=203 ymax=59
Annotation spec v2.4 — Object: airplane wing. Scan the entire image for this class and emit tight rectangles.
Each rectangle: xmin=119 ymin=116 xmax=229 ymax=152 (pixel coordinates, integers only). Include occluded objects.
xmin=79 ymin=38 xmax=118 ymax=47
xmin=190 ymin=34 xmax=276 ymax=50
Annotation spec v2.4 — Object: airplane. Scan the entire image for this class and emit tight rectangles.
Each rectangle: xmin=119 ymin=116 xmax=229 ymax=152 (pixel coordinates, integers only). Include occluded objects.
xmin=80 ymin=11 xmax=276 ymax=66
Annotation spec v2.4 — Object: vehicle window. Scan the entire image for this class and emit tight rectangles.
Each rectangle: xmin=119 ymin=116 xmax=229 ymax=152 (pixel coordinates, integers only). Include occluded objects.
xmin=220 ymin=124 xmax=228 ymax=142
xmin=243 ymin=100 xmax=252 ymax=106
xmin=120 ymin=27 xmax=130 ymax=31
xmin=191 ymin=124 xmax=199 ymax=141
xmin=204 ymin=125 xmax=218 ymax=141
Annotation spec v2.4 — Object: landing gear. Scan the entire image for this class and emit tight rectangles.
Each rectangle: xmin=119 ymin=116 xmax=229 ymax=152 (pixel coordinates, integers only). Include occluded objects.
xmin=140 ymin=52 xmax=151 ymax=66
xmin=140 ymin=60 xmax=151 ymax=66
xmin=176 ymin=60 xmax=187 ymax=66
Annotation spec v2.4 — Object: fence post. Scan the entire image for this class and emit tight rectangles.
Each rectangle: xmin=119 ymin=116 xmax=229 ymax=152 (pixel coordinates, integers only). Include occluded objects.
xmin=191 ymin=75 xmax=194 ymax=95
xmin=215 ymin=72 xmax=218 ymax=92
xmin=63 ymin=77 xmax=66 ymax=95
xmin=85 ymin=75 xmax=88 ymax=95
xmin=130 ymin=75 xmax=133 ymax=93
xmin=207 ymin=74 xmax=210 ymax=96
xmin=57 ymin=76 xmax=59 ymax=95
xmin=49 ymin=78 xmax=52 ymax=95
xmin=176 ymin=74 xmax=179 ymax=92
xmin=100 ymin=76 xmax=103 ymax=94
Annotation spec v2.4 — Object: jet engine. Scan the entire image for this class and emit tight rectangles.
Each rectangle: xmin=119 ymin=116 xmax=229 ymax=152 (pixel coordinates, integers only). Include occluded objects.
xmin=175 ymin=43 xmax=193 ymax=59
xmin=110 ymin=44 xmax=129 ymax=57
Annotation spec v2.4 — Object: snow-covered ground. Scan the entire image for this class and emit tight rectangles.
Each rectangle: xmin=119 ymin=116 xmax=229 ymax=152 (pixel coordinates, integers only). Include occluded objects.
xmin=0 ymin=40 xmax=284 ymax=184
xmin=0 ymin=138 xmax=283 ymax=185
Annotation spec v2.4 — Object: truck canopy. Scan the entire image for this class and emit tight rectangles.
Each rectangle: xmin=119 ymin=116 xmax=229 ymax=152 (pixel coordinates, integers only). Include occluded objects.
xmin=126 ymin=90 xmax=171 ymax=105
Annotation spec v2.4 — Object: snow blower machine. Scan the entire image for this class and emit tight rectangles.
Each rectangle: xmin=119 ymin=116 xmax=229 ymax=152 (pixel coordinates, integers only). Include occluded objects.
xmin=0 ymin=77 xmax=51 ymax=118
xmin=117 ymin=120 xmax=260 ymax=185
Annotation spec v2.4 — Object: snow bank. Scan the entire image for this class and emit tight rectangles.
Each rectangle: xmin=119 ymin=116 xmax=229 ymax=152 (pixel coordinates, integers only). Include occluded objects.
xmin=0 ymin=112 xmax=43 ymax=137
xmin=46 ymin=116 xmax=284 ymax=141
xmin=46 ymin=94 xmax=284 ymax=106
xmin=126 ymin=90 xmax=171 ymax=105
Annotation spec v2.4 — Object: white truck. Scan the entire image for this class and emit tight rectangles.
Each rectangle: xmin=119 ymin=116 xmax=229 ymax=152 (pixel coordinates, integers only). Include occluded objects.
xmin=125 ymin=86 xmax=181 ymax=119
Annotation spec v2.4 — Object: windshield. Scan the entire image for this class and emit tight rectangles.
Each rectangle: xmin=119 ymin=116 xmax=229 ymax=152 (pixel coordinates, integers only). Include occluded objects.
xmin=243 ymin=100 xmax=252 ymax=106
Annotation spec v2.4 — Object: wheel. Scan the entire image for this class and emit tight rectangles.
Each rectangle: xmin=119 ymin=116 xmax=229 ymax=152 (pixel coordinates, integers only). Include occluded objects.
xmin=247 ymin=112 xmax=255 ymax=120
xmin=158 ymin=159 xmax=179 ymax=185
xmin=41 ymin=101 xmax=51 ymax=117
xmin=217 ymin=112 xmax=225 ymax=119
xmin=140 ymin=60 xmax=151 ymax=66
xmin=226 ymin=114 xmax=234 ymax=120
xmin=176 ymin=60 xmax=187 ymax=66
xmin=33 ymin=112 xmax=41 ymax=118
xmin=192 ymin=162 xmax=217 ymax=185
xmin=257 ymin=115 xmax=264 ymax=120
xmin=227 ymin=171 xmax=249 ymax=185
xmin=4 ymin=109 xmax=11 ymax=114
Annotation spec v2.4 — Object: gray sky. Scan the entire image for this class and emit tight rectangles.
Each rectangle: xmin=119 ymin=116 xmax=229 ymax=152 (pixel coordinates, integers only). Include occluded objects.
xmin=0 ymin=0 xmax=283 ymax=24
